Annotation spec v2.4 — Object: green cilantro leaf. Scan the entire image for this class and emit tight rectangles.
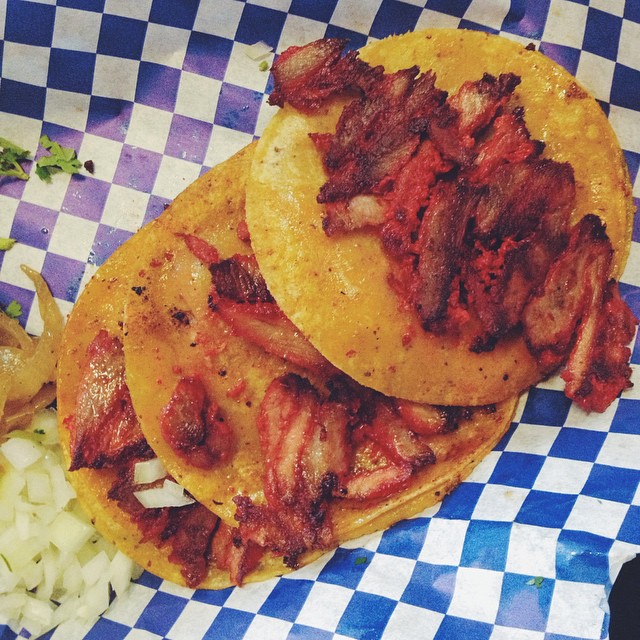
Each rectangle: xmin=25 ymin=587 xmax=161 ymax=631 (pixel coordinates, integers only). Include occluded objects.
xmin=4 ymin=300 xmax=22 ymax=319
xmin=0 ymin=137 xmax=31 ymax=181
xmin=354 ymin=556 xmax=368 ymax=566
xmin=35 ymin=135 xmax=82 ymax=182
xmin=526 ymin=576 xmax=544 ymax=588
xmin=0 ymin=238 xmax=16 ymax=251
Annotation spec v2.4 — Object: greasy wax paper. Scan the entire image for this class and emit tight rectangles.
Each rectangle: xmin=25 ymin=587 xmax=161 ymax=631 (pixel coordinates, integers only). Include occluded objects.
xmin=1 ymin=1 xmax=639 ymax=639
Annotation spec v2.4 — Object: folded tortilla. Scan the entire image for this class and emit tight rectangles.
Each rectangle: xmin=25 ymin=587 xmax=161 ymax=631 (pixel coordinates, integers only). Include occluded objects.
xmin=245 ymin=29 xmax=634 ymax=406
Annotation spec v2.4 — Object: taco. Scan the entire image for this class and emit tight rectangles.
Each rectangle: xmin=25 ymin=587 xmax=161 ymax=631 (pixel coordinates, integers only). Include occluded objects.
xmin=245 ymin=29 xmax=637 ymax=409
xmin=118 ymin=148 xmax=517 ymax=570
xmin=57 ymin=146 xmax=303 ymax=588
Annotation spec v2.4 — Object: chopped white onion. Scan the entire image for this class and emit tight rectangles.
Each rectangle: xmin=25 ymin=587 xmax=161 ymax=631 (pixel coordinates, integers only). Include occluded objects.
xmin=134 ymin=479 xmax=195 ymax=508
xmin=244 ymin=40 xmax=273 ymax=61
xmin=0 ymin=410 xmax=142 ymax=639
xmin=133 ymin=457 xmax=167 ymax=485
xmin=1 ymin=437 xmax=42 ymax=469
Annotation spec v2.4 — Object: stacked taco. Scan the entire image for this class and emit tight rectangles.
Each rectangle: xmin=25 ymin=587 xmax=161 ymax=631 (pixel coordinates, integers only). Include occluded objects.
xmin=57 ymin=29 xmax=636 ymax=589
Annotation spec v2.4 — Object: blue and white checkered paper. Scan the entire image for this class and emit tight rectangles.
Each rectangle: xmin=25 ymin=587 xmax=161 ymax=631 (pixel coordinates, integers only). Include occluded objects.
xmin=1 ymin=1 xmax=639 ymax=639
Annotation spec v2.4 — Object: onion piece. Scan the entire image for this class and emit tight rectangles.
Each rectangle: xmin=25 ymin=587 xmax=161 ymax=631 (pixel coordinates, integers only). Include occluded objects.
xmin=133 ymin=457 xmax=167 ymax=485
xmin=0 ymin=410 xmax=142 ymax=639
xmin=133 ymin=479 xmax=196 ymax=508
xmin=245 ymin=40 xmax=273 ymax=61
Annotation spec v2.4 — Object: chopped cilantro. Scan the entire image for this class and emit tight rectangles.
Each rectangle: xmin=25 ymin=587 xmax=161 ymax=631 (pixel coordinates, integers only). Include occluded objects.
xmin=0 ymin=137 xmax=31 ymax=181
xmin=4 ymin=300 xmax=22 ymax=320
xmin=526 ymin=576 xmax=544 ymax=588
xmin=354 ymin=556 xmax=368 ymax=566
xmin=35 ymin=135 xmax=82 ymax=182
xmin=0 ymin=238 xmax=16 ymax=251
xmin=259 ymin=60 xmax=269 ymax=72
xmin=33 ymin=428 xmax=46 ymax=435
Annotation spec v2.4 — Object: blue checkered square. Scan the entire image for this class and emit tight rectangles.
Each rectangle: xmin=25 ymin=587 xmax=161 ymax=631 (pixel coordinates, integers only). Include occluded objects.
xmin=287 ymin=624 xmax=334 ymax=640
xmin=92 ymin=224 xmax=134 ymax=266
xmin=165 ymin=114 xmax=212 ymax=164
xmin=235 ymin=5 xmax=287 ymax=49
xmin=290 ymin=0 xmax=339 ymax=23
xmin=135 ymin=61 xmax=181 ymax=111
xmin=12 ymin=202 xmax=58 ymax=251
xmin=135 ymin=591 xmax=189 ymax=636
xmin=424 ymin=0 xmax=473 ymax=18
xmin=144 ymin=194 xmax=172 ymax=226
xmin=0 ymin=79 xmax=47 ymax=119
xmin=84 ymin=617 xmax=131 ymax=640
xmin=618 ymin=506 xmax=640 ymax=545
xmin=206 ymin=608 xmax=254 ymax=638
xmin=583 ymin=8 xmax=622 ymax=61
xmin=336 ymin=591 xmax=397 ymax=640
xmin=583 ymin=464 xmax=640 ymax=504
xmin=0 ymin=281 xmax=35 ymax=318
xmin=214 ymin=84 xmax=263 ymax=135
xmin=50 ymin=254 xmax=91 ymax=301
xmin=515 ymin=490 xmax=577 ymax=529
xmin=520 ymin=388 xmax=572 ymax=427
xmin=437 ymin=482 xmax=485 ymax=519
xmin=370 ymin=1 xmax=422 ymax=40
xmin=539 ymin=42 xmax=581 ymax=76
xmin=183 ymin=32 xmax=233 ymax=80
xmin=259 ymin=579 xmax=315 ymax=622
xmin=192 ymin=586 xmax=233 ymax=606
xmin=496 ymin=572 xmax=554 ymax=631
xmin=501 ymin=0 xmax=550 ymax=39
xmin=434 ymin=615 xmax=493 ymax=640
xmin=98 ymin=14 xmax=148 ymax=60
xmin=377 ymin=517 xmax=430 ymax=560
xmin=402 ymin=561 xmax=457 ymax=612
xmin=611 ymin=63 xmax=640 ymax=110
xmin=626 ymin=1 xmax=640 ymax=21
xmin=556 ymin=530 xmax=613 ymax=583
xmin=488 ymin=452 xmax=546 ymax=488
xmin=324 ymin=25 xmax=369 ymax=49
xmin=548 ymin=428 xmax=607 ymax=462
xmin=86 ymin=97 xmax=133 ymax=142
xmin=318 ymin=547 xmax=371 ymax=589
xmin=114 ymin=144 xmax=163 ymax=193
xmin=47 ymin=48 xmax=95 ymax=94
xmin=62 ymin=177 xmax=111 ymax=222
xmin=460 ymin=521 xmax=511 ymax=571
xmin=5 ymin=0 xmax=55 ymax=47
xmin=58 ymin=0 xmax=105 ymax=10
xmin=150 ymin=0 xmax=199 ymax=30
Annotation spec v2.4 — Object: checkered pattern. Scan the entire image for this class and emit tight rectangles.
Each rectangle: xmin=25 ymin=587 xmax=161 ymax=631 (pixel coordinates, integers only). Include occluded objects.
xmin=1 ymin=1 xmax=639 ymax=639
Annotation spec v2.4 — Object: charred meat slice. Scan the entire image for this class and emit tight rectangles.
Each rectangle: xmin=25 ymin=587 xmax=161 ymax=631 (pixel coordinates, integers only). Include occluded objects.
xmin=66 ymin=330 xmax=151 ymax=470
xmin=317 ymin=68 xmax=446 ymax=204
xmin=412 ymin=180 xmax=477 ymax=331
xmin=210 ymin=254 xmax=274 ymax=305
xmin=468 ymin=110 xmax=543 ymax=183
xmin=562 ymin=280 xmax=637 ymax=412
xmin=428 ymin=73 xmax=521 ymax=165
xmin=210 ymin=254 xmax=329 ymax=371
xmin=235 ymin=373 xmax=351 ymax=566
xmin=268 ymin=38 xmax=382 ymax=112
xmin=160 ymin=376 xmax=233 ymax=469
xmin=473 ymin=158 xmax=574 ymax=246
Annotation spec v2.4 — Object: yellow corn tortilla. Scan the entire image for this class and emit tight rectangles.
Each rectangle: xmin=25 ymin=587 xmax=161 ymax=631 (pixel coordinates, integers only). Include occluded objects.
xmin=245 ymin=28 xmax=634 ymax=407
